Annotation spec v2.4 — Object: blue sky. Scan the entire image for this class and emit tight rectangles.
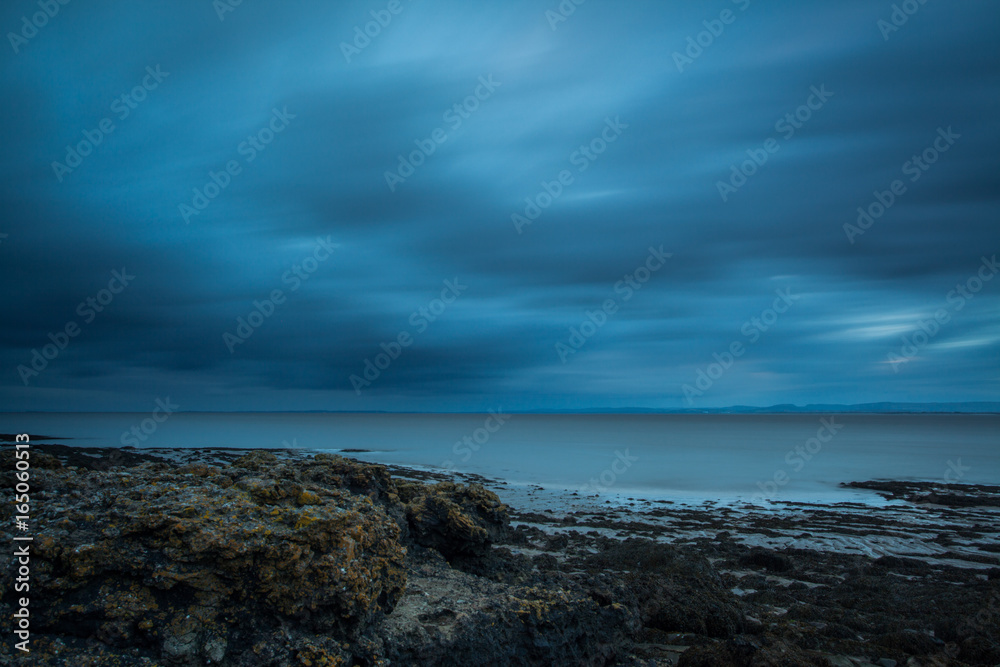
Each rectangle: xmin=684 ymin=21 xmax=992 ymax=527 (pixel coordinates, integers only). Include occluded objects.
xmin=1 ymin=0 xmax=998 ymax=411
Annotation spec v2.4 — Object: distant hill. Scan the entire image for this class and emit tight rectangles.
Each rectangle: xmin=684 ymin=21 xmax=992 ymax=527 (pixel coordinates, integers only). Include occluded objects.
xmin=519 ymin=402 xmax=1000 ymax=415
xmin=708 ymin=402 xmax=1000 ymax=414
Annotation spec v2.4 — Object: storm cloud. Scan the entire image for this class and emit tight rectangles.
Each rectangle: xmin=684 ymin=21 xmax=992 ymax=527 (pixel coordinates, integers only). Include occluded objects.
xmin=1 ymin=0 xmax=998 ymax=411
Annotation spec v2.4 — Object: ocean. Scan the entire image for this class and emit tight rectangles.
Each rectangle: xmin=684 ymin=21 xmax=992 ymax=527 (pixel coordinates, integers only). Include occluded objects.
xmin=2 ymin=412 xmax=997 ymax=503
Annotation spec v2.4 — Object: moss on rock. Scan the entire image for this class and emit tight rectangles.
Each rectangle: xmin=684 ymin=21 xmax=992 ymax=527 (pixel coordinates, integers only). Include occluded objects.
xmin=402 ymin=481 xmax=509 ymax=560
xmin=3 ymin=455 xmax=409 ymax=665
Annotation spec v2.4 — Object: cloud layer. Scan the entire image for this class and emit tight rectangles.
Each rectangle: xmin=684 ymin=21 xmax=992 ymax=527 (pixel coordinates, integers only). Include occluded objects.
xmin=1 ymin=0 xmax=998 ymax=411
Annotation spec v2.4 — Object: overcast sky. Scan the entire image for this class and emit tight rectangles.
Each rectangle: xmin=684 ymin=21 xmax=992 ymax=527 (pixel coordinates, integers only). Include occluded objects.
xmin=1 ymin=0 xmax=998 ymax=412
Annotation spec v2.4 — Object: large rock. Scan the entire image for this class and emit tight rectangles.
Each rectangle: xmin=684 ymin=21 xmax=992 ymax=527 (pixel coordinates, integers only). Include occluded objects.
xmin=0 ymin=449 xmax=644 ymax=666
xmin=380 ymin=549 xmax=635 ymax=666
xmin=1 ymin=453 xmax=407 ymax=665
xmin=400 ymin=481 xmax=509 ymax=560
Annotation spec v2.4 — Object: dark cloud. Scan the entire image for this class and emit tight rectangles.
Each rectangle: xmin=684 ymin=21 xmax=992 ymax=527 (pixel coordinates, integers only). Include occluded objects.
xmin=1 ymin=0 xmax=998 ymax=411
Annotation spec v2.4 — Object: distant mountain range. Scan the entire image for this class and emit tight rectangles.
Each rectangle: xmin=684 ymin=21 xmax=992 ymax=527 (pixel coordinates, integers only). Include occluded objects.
xmin=519 ymin=403 xmax=1000 ymax=415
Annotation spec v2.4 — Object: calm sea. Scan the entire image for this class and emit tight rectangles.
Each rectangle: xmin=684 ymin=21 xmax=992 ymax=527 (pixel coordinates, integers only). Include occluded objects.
xmin=2 ymin=413 xmax=997 ymax=503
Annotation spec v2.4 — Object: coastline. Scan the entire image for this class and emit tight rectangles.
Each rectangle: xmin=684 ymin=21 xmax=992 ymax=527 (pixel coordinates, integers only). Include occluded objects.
xmin=2 ymin=443 xmax=999 ymax=666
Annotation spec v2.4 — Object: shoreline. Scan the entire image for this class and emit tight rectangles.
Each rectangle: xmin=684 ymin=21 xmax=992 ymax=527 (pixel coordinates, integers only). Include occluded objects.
xmin=24 ymin=442 xmax=1000 ymax=570
xmin=3 ymin=444 xmax=999 ymax=665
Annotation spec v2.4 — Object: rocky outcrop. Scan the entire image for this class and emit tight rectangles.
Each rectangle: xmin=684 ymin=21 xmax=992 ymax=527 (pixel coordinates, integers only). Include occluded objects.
xmin=1 ymin=450 xmax=408 ymax=665
xmin=378 ymin=547 xmax=635 ymax=666
xmin=399 ymin=481 xmax=508 ymax=560
xmin=0 ymin=448 xmax=632 ymax=666
xmin=842 ymin=480 xmax=1000 ymax=507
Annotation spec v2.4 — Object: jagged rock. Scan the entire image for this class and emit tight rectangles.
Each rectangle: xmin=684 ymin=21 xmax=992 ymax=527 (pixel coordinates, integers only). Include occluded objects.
xmin=0 ymin=450 xmax=632 ymax=666
xmin=380 ymin=548 xmax=635 ymax=666
xmin=400 ymin=481 xmax=509 ymax=560
xmin=1 ymin=455 xmax=407 ymax=665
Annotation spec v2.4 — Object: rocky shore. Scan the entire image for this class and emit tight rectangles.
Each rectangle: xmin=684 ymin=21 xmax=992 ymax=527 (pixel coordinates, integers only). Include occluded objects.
xmin=2 ymin=444 xmax=999 ymax=666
